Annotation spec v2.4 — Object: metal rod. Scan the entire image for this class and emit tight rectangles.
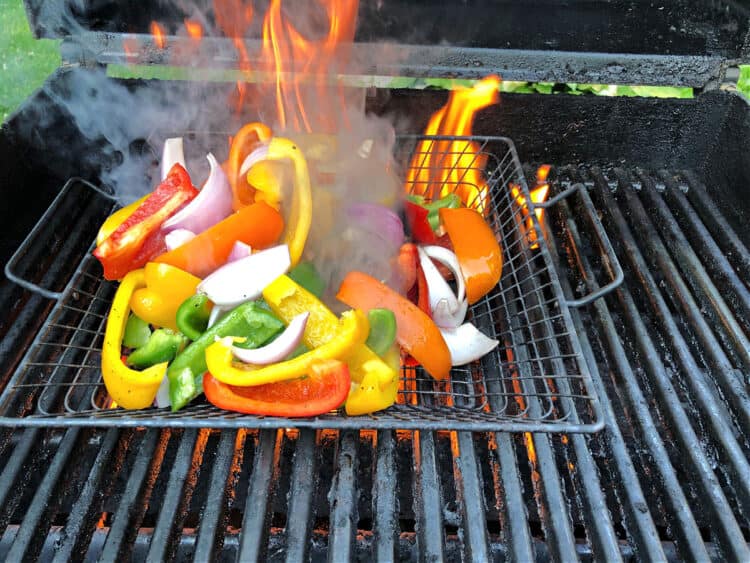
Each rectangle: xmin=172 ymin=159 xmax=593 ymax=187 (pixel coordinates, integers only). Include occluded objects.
xmin=327 ymin=429 xmax=359 ymax=562
xmin=374 ymin=430 xmax=398 ymax=563
xmin=414 ymin=431 xmax=446 ymax=561
xmin=284 ymin=429 xmax=317 ymax=563
xmin=192 ymin=430 xmax=241 ymax=563
xmin=455 ymin=432 xmax=491 ymax=562
xmin=238 ymin=429 xmax=279 ymax=562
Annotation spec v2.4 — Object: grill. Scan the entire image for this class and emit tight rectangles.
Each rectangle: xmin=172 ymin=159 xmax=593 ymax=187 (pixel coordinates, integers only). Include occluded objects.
xmin=2 ymin=135 xmax=615 ymax=432
xmin=1 ymin=1 xmax=750 ymax=560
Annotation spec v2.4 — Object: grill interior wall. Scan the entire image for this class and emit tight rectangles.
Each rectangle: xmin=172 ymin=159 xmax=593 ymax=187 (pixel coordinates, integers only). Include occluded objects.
xmin=1 ymin=73 xmax=750 ymax=560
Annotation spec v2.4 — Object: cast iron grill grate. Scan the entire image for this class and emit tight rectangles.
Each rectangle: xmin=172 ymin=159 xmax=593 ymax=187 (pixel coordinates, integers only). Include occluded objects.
xmin=0 ymin=135 xmax=618 ymax=431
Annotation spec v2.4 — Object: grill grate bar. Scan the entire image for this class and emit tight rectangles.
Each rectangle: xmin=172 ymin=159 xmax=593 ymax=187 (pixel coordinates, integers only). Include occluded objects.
xmin=661 ymin=174 xmax=750 ymax=329
xmin=146 ymin=428 xmax=202 ymax=563
xmin=238 ymin=429 xmax=277 ymax=562
xmin=414 ymin=431 xmax=446 ymax=560
xmin=585 ymin=171 xmax=750 ymax=560
xmin=284 ymin=429 xmax=317 ymax=562
xmin=455 ymin=432 xmax=491 ymax=561
xmin=681 ymin=171 xmax=750 ymax=282
xmin=622 ymin=172 xmax=750 ymax=432
xmin=193 ymin=430 xmax=240 ymax=562
xmin=373 ymin=430 xmax=398 ymax=562
xmin=640 ymin=175 xmax=750 ymax=364
xmin=550 ymin=229 xmax=667 ymax=560
xmin=99 ymin=429 xmax=164 ymax=562
xmin=328 ymin=430 xmax=359 ymax=561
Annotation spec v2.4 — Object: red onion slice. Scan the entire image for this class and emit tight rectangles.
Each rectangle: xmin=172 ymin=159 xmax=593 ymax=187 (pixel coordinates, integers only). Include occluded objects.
xmin=227 ymin=312 xmax=309 ymax=366
xmin=198 ymin=244 xmax=291 ymax=307
xmin=418 ymin=246 xmax=466 ymax=328
xmin=161 ymin=137 xmax=186 ymax=181
xmin=346 ymin=202 xmax=405 ymax=248
xmin=164 ymin=228 xmax=196 ymax=251
xmin=421 ymin=245 xmax=466 ymax=304
xmin=440 ymin=323 xmax=499 ymax=366
xmin=239 ymin=145 xmax=270 ymax=176
xmin=227 ymin=241 xmax=252 ymax=263
xmin=154 ymin=376 xmax=171 ymax=408
xmin=163 ymin=153 xmax=233 ymax=234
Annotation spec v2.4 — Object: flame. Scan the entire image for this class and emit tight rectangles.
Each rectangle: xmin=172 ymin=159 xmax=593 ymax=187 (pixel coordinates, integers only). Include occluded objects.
xmin=510 ymin=165 xmax=551 ymax=249
xmin=150 ymin=22 xmax=167 ymax=49
xmin=185 ymin=19 xmax=204 ymax=40
xmin=406 ymin=76 xmax=501 ymax=214
xmin=213 ymin=0 xmax=255 ymax=111
xmin=260 ymin=0 xmax=359 ymax=132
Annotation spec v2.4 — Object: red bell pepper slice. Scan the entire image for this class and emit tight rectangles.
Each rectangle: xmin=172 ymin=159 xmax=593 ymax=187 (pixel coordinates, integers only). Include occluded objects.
xmin=94 ymin=164 xmax=198 ymax=280
xmin=203 ymin=359 xmax=351 ymax=417
xmin=404 ymin=200 xmax=438 ymax=244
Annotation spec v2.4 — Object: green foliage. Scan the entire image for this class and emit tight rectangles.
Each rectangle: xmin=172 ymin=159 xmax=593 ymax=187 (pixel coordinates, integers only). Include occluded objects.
xmin=738 ymin=66 xmax=750 ymax=97
xmin=0 ymin=0 xmax=60 ymax=122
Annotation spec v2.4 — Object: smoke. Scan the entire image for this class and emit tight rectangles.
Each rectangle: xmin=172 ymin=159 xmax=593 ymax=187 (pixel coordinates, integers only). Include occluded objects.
xmin=24 ymin=0 xmax=407 ymax=299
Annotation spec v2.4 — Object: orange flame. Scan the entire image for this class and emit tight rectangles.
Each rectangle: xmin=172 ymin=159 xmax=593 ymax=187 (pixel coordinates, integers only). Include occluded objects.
xmin=150 ymin=22 xmax=167 ymax=49
xmin=261 ymin=0 xmax=359 ymax=132
xmin=510 ymin=165 xmax=551 ymax=249
xmin=213 ymin=0 xmax=255 ymax=111
xmin=406 ymin=76 xmax=501 ymax=214
xmin=185 ymin=19 xmax=204 ymax=40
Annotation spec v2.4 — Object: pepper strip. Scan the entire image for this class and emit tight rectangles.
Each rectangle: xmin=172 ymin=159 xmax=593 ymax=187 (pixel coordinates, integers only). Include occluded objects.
xmin=205 ymin=309 xmax=367 ymax=386
xmin=228 ymin=122 xmax=273 ymax=210
xmin=262 ymin=275 xmax=397 ymax=389
xmin=101 ymin=269 xmax=167 ymax=409
xmin=263 ymin=138 xmax=312 ymax=266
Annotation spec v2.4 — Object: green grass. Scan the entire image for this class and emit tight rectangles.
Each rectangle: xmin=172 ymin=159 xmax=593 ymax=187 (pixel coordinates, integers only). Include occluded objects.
xmin=0 ymin=0 xmax=60 ymax=122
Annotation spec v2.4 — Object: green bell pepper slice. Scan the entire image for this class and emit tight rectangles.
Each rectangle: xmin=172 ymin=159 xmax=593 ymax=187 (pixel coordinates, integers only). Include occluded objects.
xmin=127 ymin=329 xmax=188 ymax=368
xmin=176 ymin=294 xmax=212 ymax=341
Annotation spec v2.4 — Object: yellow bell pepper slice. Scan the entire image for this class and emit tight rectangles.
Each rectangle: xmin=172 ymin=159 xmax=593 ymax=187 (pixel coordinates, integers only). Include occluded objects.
xmin=262 ymin=275 xmax=398 ymax=388
xmin=264 ymin=138 xmax=312 ymax=266
xmin=205 ymin=309 xmax=368 ymax=387
xmin=130 ymin=262 xmax=201 ymax=331
xmin=102 ymin=269 xmax=167 ymax=409
xmin=96 ymin=195 xmax=148 ymax=246
xmin=345 ymin=345 xmax=400 ymax=415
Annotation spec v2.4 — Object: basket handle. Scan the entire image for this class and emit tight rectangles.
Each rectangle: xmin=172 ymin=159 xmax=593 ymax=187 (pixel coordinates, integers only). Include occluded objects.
xmin=4 ymin=179 xmax=117 ymax=300
xmin=535 ymin=182 xmax=624 ymax=308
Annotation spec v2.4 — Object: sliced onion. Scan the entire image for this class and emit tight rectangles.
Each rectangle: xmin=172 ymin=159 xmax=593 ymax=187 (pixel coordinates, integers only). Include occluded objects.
xmin=154 ymin=376 xmax=171 ymax=408
xmin=421 ymin=245 xmax=465 ymax=304
xmin=227 ymin=241 xmax=252 ymax=263
xmin=440 ymin=323 xmax=499 ymax=366
xmin=163 ymin=153 xmax=233 ymax=234
xmin=198 ymin=245 xmax=291 ymax=307
xmin=239 ymin=145 xmax=270 ymax=176
xmin=346 ymin=203 xmax=405 ymax=248
xmin=418 ymin=246 xmax=466 ymax=328
xmin=228 ymin=312 xmax=309 ymax=366
xmin=161 ymin=137 xmax=186 ymax=181
xmin=164 ymin=228 xmax=196 ymax=251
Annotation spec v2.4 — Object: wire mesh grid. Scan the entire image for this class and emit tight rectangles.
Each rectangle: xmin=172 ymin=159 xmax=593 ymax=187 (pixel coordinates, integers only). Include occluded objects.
xmin=0 ymin=135 xmax=602 ymax=432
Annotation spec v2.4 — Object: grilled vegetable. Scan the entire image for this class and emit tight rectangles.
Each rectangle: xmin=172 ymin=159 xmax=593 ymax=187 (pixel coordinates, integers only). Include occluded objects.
xmin=337 ymin=271 xmax=451 ymax=381
xmin=101 ymin=269 xmax=167 ymax=409
xmin=154 ymin=202 xmax=284 ymax=278
xmin=287 ymin=261 xmax=326 ymax=298
xmin=227 ymin=122 xmax=273 ymax=210
xmin=365 ymin=309 xmax=397 ymax=357
xmin=407 ymin=193 xmax=461 ymax=231
xmin=167 ymin=301 xmax=286 ymax=411
xmin=94 ymin=164 xmax=198 ymax=280
xmin=204 ymin=359 xmax=350 ymax=417
xmin=123 ymin=314 xmax=151 ymax=349
xmin=175 ymin=294 xmax=212 ymax=341
xmin=130 ymin=262 xmax=201 ymax=332
xmin=345 ymin=345 xmax=400 ymax=416
xmin=127 ymin=329 xmax=188 ymax=369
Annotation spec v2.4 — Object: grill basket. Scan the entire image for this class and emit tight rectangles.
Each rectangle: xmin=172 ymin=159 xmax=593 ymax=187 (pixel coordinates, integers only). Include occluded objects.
xmin=2 ymin=135 xmax=621 ymax=432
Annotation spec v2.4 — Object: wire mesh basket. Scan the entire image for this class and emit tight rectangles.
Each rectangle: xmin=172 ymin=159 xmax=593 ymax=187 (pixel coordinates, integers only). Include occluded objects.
xmin=1 ymin=135 xmax=616 ymax=432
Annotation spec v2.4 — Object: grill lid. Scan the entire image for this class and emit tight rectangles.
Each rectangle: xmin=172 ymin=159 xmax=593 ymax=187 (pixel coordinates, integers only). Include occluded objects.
xmin=22 ymin=0 xmax=750 ymax=88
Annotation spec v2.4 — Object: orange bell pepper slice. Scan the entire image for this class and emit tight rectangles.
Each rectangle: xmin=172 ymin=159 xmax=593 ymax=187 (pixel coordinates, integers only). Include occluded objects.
xmin=227 ymin=122 xmax=273 ymax=210
xmin=337 ymin=271 xmax=451 ymax=381
xmin=439 ymin=207 xmax=503 ymax=304
xmin=153 ymin=202 xmax=283 ymax=278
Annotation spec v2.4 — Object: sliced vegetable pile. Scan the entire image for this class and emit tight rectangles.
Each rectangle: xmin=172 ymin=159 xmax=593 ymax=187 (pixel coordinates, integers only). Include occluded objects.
xmin=93 ymin=129 xmax=503 ymax=417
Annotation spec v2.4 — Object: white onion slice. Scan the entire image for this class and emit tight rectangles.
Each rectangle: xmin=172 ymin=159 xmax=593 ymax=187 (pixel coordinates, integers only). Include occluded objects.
xmin=421 ymin=245 xmax=466 ymax=304
xmin=227 ymin=241 xmax=252 ymax=263
xmin=228 ymin=312 xmax=309 ymax=365
xmin=163 ymin=153 xmax=233 ymax=234
xmin=161 ymin=137 xmax=186 ymax=181
xmin=164 ymin=228 xmax=196 ymax=251
xmin=198 ymin=245 xmax=291 ymax=307
xmin=239 ymin=145 xmax=270 ymax=176
xmin=154 ymin=376 xmax=171 ymax=408
xmin=207 ymin=305 xmax=227 ymax=329
xmin=440 ymin=323 xmax=499 ymax=366
xmin=418 ymin=246 xmax=466 ymax=328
